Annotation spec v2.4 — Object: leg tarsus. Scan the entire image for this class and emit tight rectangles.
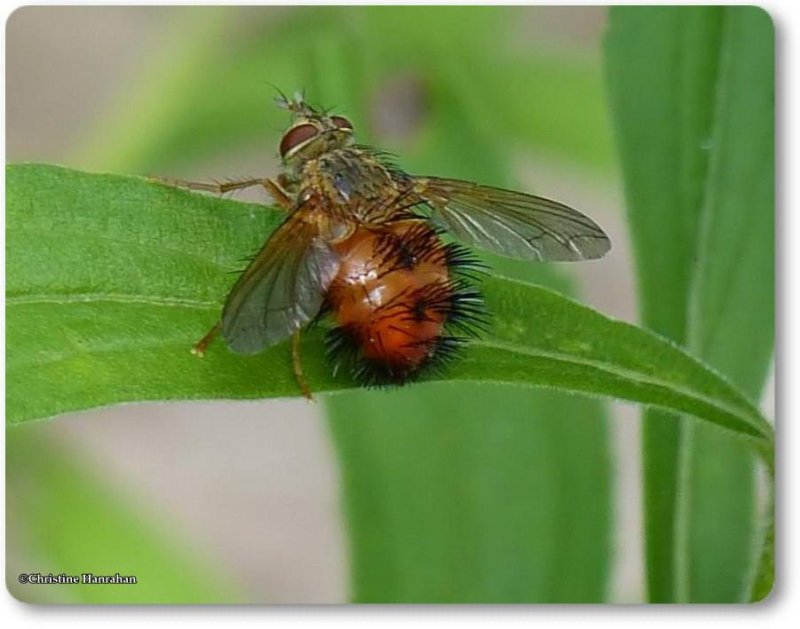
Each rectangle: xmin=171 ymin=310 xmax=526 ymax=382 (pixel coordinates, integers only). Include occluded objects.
xmin=192 ymin=323 xmax=313 ymax=401
xmin=292 ymin=331 xmax=314 ymax=401
xmin=192 ymin=322 xmax=222 ymax=357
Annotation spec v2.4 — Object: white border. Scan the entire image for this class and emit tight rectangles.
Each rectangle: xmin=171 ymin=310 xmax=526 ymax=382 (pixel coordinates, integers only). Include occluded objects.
xmin=2 ymin=0 xmax=793 ymax=626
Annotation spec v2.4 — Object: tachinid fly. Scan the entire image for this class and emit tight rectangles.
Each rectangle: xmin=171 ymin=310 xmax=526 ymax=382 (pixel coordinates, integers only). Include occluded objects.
xmin=157 ymin=92 xmax=610 ymax=398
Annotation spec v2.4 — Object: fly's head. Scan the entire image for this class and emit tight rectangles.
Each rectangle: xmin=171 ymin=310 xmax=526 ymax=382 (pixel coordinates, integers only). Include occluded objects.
xmin=276 ymin=91 xmax=354 ymax=169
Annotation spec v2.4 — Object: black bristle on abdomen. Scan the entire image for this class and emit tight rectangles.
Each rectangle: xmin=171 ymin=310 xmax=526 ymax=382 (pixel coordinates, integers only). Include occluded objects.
xmin=324 ymin=240 xmax=489 ymax=387
xmin=324 ymin=325 xmax=417 ymax=386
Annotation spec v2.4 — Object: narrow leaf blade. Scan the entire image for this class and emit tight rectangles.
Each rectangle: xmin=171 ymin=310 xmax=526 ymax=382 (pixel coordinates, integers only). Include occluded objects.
xmin=684 ymin=7 xmax=775 ymax=602
xmin=604 ymin=6 xmax=726 ymax=602
xmin=5 ymin=164 xmax=771 ymax=452
xmin=604 ymin=5 xmax=774 ymax=602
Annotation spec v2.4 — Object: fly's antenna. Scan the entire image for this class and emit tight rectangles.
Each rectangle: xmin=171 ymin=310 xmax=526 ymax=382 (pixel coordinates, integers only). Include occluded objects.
xmin=267 ymin=82 xmax=292 ymax=111
xmin=270 ymin=85 xmax=318 ymax=118
xmin=291 ymin=90 xmax=307 ymax=113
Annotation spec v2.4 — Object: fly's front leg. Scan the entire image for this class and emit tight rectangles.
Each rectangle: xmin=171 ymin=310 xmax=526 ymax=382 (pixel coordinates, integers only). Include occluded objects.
xmin=292 ymin=330 xmax=314 ymax=401
xmin=151 ymin=175 xmax=268 ymax=195
xmin=151 ymin=175 xmax=295 ymax=212
xmin=160 ymin=174 xmax=295 ymax=358
xmin=261 ymin=177 xmax=294 ymax=211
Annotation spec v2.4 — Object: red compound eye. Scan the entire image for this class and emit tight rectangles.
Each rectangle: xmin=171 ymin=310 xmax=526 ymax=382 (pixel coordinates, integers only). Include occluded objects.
xmin=279 ymin=123 xmax=319 ymax=157
xmin=330 ymin=115 xmax=353 ymax=131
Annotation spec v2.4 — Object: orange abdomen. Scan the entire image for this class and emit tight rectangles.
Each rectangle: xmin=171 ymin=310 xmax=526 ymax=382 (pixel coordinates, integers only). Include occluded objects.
xmin=325 ymin=219 xmax=483 ymax=383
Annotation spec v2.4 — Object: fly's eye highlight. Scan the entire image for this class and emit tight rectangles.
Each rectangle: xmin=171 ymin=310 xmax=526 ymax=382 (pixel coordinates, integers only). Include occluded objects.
xmin=279 ymin=123 xmax=319 ymax=158
xmin=330 ymin=116 xmax=354 ymax=131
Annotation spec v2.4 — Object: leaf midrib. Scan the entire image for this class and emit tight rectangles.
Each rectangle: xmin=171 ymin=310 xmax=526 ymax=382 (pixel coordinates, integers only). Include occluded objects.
xmin=6 ymin=292 xmax=217 ymax=310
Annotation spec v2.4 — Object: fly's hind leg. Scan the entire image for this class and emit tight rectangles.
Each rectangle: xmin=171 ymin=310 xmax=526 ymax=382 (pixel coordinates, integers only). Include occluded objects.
xmin=192 ymin=324 xmax=313 ymax=400
xmin=191 ymin=321 xmax=222 ymax=357
xmin=292 ymin=330 xmax=314 ymax=401
xmin=151 ymin=175 xmax=294 ymax=212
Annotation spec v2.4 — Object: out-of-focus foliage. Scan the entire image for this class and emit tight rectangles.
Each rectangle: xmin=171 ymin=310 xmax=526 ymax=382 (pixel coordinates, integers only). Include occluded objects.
xmin=76 ymin=7 xmax=615 ymax=175
xmin=605 ymin=6 xmax=774 ymax=602
xmin=7 ymin=429 xmax=240 ymax=603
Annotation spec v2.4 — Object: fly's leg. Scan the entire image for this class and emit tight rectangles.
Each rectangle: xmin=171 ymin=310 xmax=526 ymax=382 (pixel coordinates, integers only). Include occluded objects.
xmin=152 ymin=176 xmax=268 ymax=195
xmin=191 ymin=321 xmax=222 ymax=357
xmin=292 ymin=330 xmax=314 ymax=401
xmin=261 ymin=178 xmax=294 ymax=211
xmin=158 ymin=175 xmax=295 ymax=358
xmin=151 ymin=176 xmax=294 ymax=212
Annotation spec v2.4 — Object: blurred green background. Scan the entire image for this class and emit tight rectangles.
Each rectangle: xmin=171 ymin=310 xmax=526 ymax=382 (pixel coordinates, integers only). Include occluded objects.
xmin=5 ymin=6 xmax=772 ymax=603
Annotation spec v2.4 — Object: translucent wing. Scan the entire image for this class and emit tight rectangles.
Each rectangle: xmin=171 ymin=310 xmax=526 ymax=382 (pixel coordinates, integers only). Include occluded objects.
xmin=414 ymin=177 xmax=611 ymax=261
xmin=221 ymin=204 xmax=341 ymax=354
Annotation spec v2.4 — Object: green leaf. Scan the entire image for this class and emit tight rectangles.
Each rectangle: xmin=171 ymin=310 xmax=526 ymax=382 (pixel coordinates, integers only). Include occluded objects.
xmin=605 ymin=5 xmax=726 ymax=602
xmin=748 ymin=483 xmax=775 ymax=602
xmin=605 ymin=6 xmax=774 ymax=602
xmin=328 ymin=386 xmax=611 ymax=603
xmin=6 ymin=164 xmax=771 ymax=449
xmin=682 ymin=7 xmax=774 ymax=603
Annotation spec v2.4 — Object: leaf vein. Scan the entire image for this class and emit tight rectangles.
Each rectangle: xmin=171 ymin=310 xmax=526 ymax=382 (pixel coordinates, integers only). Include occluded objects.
xmin=7 ymin=292 xmax=218 ymax=310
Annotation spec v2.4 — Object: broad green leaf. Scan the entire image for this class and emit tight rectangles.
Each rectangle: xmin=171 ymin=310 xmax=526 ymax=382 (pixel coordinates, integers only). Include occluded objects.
xmin=6 ymin=164 xmax=772 ymax=450
xmin=605 ymin=6 xmax=774 ymax=602
xmin=6 ymin=428 xmax=241 ymax=603
xmin=328 ymin=386 xmax=610 ymax=603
